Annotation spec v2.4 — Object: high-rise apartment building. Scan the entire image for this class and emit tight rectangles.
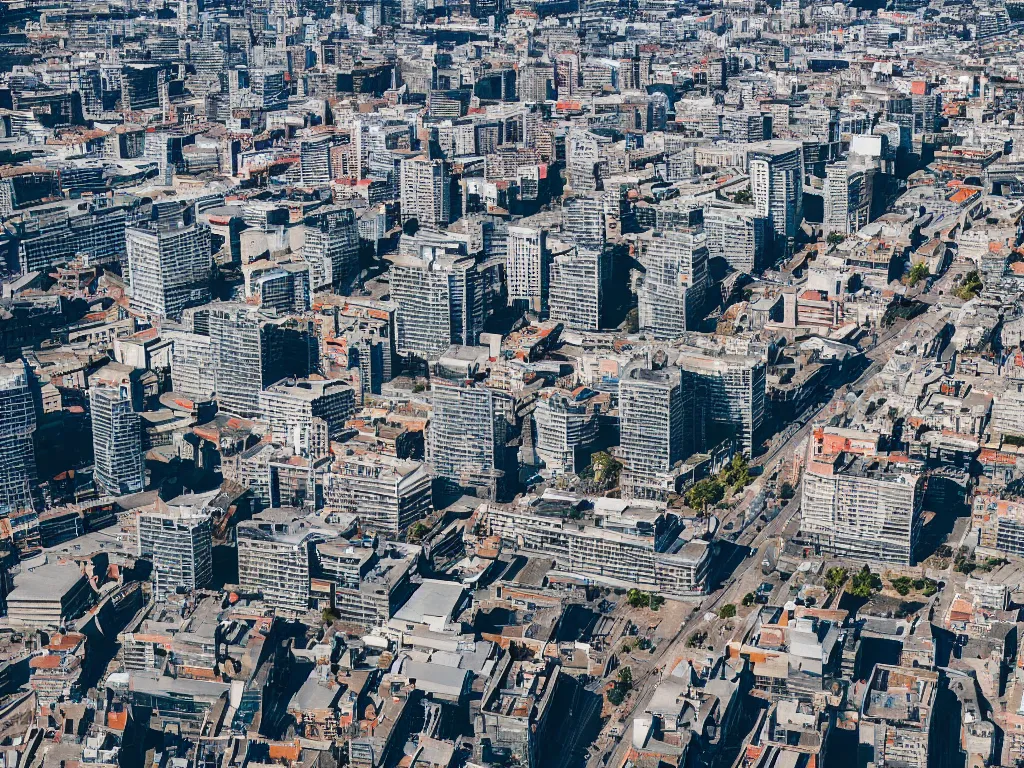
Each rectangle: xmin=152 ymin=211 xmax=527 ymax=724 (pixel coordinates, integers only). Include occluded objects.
xmin=800 ymin=426 xmax=924 ymax=565
xmin=390 ymin=245 xmax=485 ymax=360
xmin=126 ymin=220 xmax=212 ymax=320
xmin=548 ymin=243 xmax=601 ymax=330
xmin=323 ymin=453 xmax=432 ymax=536
xmin=704 ymin=205 xmax=770 ymax=274
xmin=236 ymin=508 xmax=342 ymax=614
xmin=506 ymin=225 xmax=548 ymax=315
xmin=168 ymin=331 xmax=216 ymax=403
xmin=679 ymin=351 xmax=766 ymax=455
xmin=823 ymin=161 xmax=873 ymax=237
xmin=137 ymin=496 xmax=214 ymax=602
xmin=533 ymin=391 xmax=600 ymax=475
xmin=748 ymin=140 xmax=804 ymax=248
xmin=208 ymin=303 xmax=318 ymax=419
xmin=259 ymin=377 xmax=356 ymax=447
xmin=90 ymin=383 xmax=145 ymax=496
xmin=302 ymin=206 xmax=360 ymax=291
xmin=0 ymin=361 xmax=39 ymax=514
xmin=636 ymin=224 xmax=710 ymax=338
xmin=427 ymin=380 xmax=507 ymax=500
xmin=400 ymin=155 xmax=451 ymax=230
xmin=618 ymin=364 xmax=691 ymax=499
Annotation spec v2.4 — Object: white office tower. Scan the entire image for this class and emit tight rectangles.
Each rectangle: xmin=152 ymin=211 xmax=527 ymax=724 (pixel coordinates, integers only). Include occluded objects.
xmin=126 ymin=220 xmax=213 ymax=320
xmin=144 ymin=131 xmax=174 ymax=185
xmin=533 ymin=392 xmax=599 ymax=475
xmin=303 ymin=207 xmax=360 ymax=291
xmin=168 ymin=331 xmax=215 ymax=402
xmin=679 ymin=351 xmax=766 ymax=455
xmin=564 ymin=195 xmax=607 ymax=246
xmin=323 ymin=453 xmax=432 ymax=537
xmin=618 ymin=364 xmax=689 ymax=500
xmin=400 ymin=155 xmax=451 ymax=230
xmin=704 ymin=206 xmax=770 ymax=274
xmin=428 ymin=380 xmax=507 ymax=500
xmin=548 ymin=242 xmax=602 ymax=330
xmin=748 ymin=140 xmax=804 ymax=248
xmin=636 ymin=224 xmax=710 ymax=338
xmin=506 ymin=225 xmax=548 ymax=315
xmin=0 ymin=361 xmax=39 ymax=514
xmin=823 ymin=161 xmax=873 ymax=237
xmin=390 ymin=244 xmax=484 ymax=360
xmin=209 ymin=303 xmax=265 ymax=418
xmin=299 ymin=136 xmax=334 ymax=185
xmin=259 ymin=378 xmax=356 ymax=447
xmin=137 ymin=496 xmax=214 ymax=602
xmin=566 ymin=130 xmax=603 ymax=194
xmin=90 ymin=383 xmax=145 ymax=496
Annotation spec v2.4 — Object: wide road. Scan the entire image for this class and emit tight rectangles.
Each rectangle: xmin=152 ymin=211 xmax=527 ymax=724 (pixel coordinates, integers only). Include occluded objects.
xmin=586 ymin=313 xmax=928 ymax=768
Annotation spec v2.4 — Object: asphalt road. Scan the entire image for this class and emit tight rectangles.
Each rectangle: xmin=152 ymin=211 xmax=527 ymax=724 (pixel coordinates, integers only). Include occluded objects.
xmin=586 ymin=315 xmax=926 ymax=768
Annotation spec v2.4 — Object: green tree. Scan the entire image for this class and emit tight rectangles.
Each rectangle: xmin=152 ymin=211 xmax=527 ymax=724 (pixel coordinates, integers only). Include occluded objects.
xmin=891 ymin=576 xmax=913 ymax=596
xmin=617 ymin=667 xmax=633 ymax=688
xmin=742 ymin=592 xmax=755 ymax=607
xmin=849 ymin=565 xmax=881 ymax=598
xmin=954 ymin=270 xmax=983 ymax=300
xmin=826 ymin=232 xmax=846 ymax=245
xmin=719 ymin=603 xmax=737 ymax=619
xmin=824 ymin=567 xmax=848 ymax=593
xmin=734 ymin=188 xmax=753 ymax=204
xmin=907 ymin=262 xmax=930 ymax=286
xmin=686 ymin=477 xmax=725 ymax=512
xmin=408 ymin=521 xmax=430 ymax=542
xmin=686 ymin=631 xmax=707 ymax=648
xmin=321 ymin=607 xmax=338 ymax=625
xmin=606 ymin=687 xmax=625 ymax=706
xmin=778 ymin=481 xmax=795 ymax=500
xmin=624 ymin=307 xmax=639 ymax=333
xmin=626 ymin=589 xmax=651 ymax=609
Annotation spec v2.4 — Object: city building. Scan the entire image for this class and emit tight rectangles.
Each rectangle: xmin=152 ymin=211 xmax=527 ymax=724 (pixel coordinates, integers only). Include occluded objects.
xmin=427 ymin=380 xmax=507 ymax=500
xmin=0 ymin=360 xmax=39 ymax=514
xmin=126 ymin=220 xmax=212 ymax=319
xmin=800 ymin=426 xmax=925 ymax=565
xmin=137 ymin=495 xmax=214 ymax=602
xmin=618 ymin=363 xmax=691 ymax=499
xmin=90 ymin=383 xmax=145 ymax=496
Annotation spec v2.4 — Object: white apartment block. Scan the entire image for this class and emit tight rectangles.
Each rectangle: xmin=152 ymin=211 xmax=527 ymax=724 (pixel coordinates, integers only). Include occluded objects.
xmin=506 ymin=225 xmax=548 ymax=314
xmin=137 ymin=496 xmax=213 ymax=602
xmin=533 ymin=392 xmax=600 ymax=475
xmin=324 ymin=452 xmax=432 ymax=536
xmin=259 ymin=377 xmax=356 ymax=447
xmin=400 ymin=155 xmax=450 ymax=230
xmin=549 ymin=243 xmax=601 ymax=331
xmin=126 ymin=220 xmax=212 ymax=320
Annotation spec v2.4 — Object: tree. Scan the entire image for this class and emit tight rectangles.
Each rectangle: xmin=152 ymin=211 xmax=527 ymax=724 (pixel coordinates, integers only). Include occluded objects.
xmin=719 ymin=603 xmax=737 ymax=619
xmin=891 ymin=576 xmax=913 ymax=596
xmin=907 ymin=262 xmax=930 ymax=286
xmin=826 ymin=232 xmax=846 ymax=245
xmin=686 ymin=631 xmax=707 ymax=648
xmin=408 ymin=521 xmax=430 ymax=542
xmin=954 ymin=270 xmax=983 ymax=300
xmin=720 ymin=454 xmax=752 ymax=493
xmin=742 ymin=592 xmax=755 ymax=607
xmin=734 ymin=188 xmax=753 ymax=204
xmin=849 ymin=565 xmax=881 ymax=598
xmin=624 ymin=307 xmax=639 ymax=333
xmin=606 ymin=687 xmax=625 ymax=706
xmin=321 ymin=607 xmax=338 ymax=625
xmin=778 ymin=481 xmax=795 ymax=500
xmin=686 ymin=477 xmax=725 ymax=512
xmin=824 ymin=567 xmax=848 ymax=594
xmin=617 ymin=667 xmax=633 ymax=687
xmin=402 ymin=218 xmax=420 ymax=237
xmin=626 ymin=589 xmax=651 ymax=609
